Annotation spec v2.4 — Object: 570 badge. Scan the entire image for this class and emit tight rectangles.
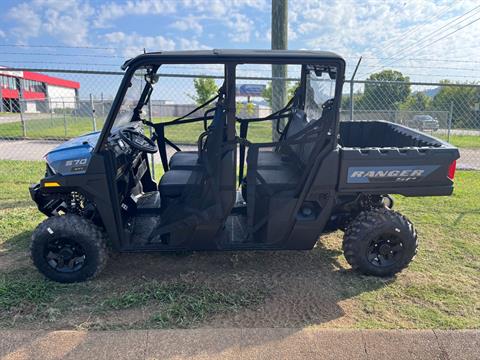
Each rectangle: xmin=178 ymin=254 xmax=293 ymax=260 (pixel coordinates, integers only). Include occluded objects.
xmin=65 ymin=158 xmax=89 ymax=172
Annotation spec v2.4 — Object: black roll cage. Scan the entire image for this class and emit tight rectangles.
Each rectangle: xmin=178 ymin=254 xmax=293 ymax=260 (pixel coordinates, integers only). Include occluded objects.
xmin=94 ymin=51 xmax=346 ymax=155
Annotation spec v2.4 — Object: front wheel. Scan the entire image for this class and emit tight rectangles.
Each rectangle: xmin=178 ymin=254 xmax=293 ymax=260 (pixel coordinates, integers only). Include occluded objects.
xmin=342 ymin=208 xmax=417 ymax=277
xmin=31 ymin=214 xmax=108 ymax=283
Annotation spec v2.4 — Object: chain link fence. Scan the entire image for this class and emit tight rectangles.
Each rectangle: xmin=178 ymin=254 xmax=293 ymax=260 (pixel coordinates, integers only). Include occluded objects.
xmin=0 ymin=67 xmax=479 ymax=178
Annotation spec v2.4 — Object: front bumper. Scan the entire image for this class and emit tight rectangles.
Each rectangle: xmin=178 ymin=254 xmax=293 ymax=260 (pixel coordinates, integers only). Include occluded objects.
xmin=29 ymin=182 xmax=64 ymax=217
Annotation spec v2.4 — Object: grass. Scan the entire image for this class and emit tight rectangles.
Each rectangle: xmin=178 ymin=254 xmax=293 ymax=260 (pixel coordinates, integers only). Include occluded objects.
xmin=102 ymin=282 xmax=264 ymax=328
xmin=0 ymin=116 xmax=274 ymax=144
xmin=0 ymin=116 xmax=106 ymax=140
xmin=0 ymin=159 xmax=479 ymax=329
xmin=0 ymin=270 xmax=264 ymax=328
xmin=1 ymin=114 xmax=478 ymax=148
xmin=347 ymin=171 xmax=480 ymax=329
xmin=438 ymin=134 xmax=480 ymax=149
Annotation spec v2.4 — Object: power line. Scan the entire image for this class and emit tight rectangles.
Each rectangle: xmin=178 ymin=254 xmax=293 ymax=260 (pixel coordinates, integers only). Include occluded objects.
xmin=0 ymin=43 xmax=118 ymax=50
xmin=356 ymin=64 xmax=480 ymax=72
xmin=357 ymin=72 xmax=480 ymax=79
xmin=3 ymin=50 xmax=480 ymax=66
xmin=354 ymin=56 xmax=480 ymax=64
xmin=0 ymin=51 xmax=124 ymax=59
xmin=381 ymin=4 xmax=480 ymax=63
xmin=401 ymin=16 xmax=480 ymax=59
xmin=377 ymin=2 xmax=455 ymax=54
xmin=362 ymin=5 xmax=480 ymax=76
xmin=0 ymin=60 xmax=120 ymax=68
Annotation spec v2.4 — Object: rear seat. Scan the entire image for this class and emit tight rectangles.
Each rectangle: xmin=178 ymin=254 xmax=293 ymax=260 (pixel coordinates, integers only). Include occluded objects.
xmin=240 ymin=109 xmax=313 ymax=199
xmin=255 ymin=109 xmax=309 ymax=168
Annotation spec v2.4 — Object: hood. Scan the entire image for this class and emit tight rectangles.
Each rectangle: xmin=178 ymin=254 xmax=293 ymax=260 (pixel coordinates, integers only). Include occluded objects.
xmin=45 ymin=132 xmax=100 ymax=175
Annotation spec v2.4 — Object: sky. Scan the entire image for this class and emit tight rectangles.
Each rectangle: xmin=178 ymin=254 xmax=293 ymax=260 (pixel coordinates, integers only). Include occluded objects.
xmin=0 ymin=0 xmax=479 ymax=99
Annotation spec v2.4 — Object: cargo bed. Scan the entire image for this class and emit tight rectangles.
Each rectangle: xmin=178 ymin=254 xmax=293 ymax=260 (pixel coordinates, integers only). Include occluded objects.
xmin=337 ymin=120 xmax=459 ymax=196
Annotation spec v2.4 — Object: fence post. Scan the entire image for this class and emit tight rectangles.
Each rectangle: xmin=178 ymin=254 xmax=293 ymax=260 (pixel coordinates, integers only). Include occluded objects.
xmin=63 ymin=100 xmax=67 ymax=137
xmin=19 ymin=91 xmax=27 ymax=138
xmin=101 ymin=92 xmax=105 ymax=118
xmin=148 ymin=100 xmax=155 ymax=180
xmin=90 ymin=93 xmax=97 ymax=132
xmin=349 ymin=57 xmax=362 ymax=121
xmin=47 ymin=95 xmax=54 ymax=127
xmin=349 ymin=82 xmax=354 ymax=121
xmin=74 ymin=97 xmax=78 ymax=125
xmin=447 ymin=101 xmax=453 ymax=142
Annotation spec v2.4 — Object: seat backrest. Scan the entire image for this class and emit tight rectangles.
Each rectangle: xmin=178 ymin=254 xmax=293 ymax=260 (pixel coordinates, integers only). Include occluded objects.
xmin=279 ymin=102 xmax=332 ymax=167
xmin=278 ymin=109 xmax=311 ymax=166
xmin=200 ymin=102 xmax=227 ymax=176
xmin=284 ymin=108 xmax=308 ymax=139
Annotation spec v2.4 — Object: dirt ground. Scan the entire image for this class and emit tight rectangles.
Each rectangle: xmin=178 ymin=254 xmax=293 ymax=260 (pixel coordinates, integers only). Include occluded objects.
xmin=104 ymin=235 xmax=355 ymax=329
xmin=2 ymin=232 xmax=384 ymax=330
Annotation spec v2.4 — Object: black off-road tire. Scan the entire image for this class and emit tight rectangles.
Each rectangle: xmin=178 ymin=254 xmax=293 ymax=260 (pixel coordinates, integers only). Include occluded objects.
xmin=343 ymin=208 xmax=417 ymax=277
xmin=31 ymin=214 xmax=108 ymax=283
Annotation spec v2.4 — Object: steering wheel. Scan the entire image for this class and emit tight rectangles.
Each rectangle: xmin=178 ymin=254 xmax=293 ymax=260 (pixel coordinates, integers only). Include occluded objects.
xmin=119 ymin=128 xmax=157 ymax=153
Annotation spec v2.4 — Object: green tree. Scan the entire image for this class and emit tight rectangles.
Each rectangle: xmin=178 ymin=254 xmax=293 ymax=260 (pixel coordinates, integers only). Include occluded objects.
xmin=262 ymin=81 xmax=298 ymax=107
xmin=236 ymin=101 xmax=244 ymax=116
xmin=357 ymin=70 xmax=411 ymax=110
xmin=431 ymin=80 xmax=479 ymax=128
xmin=399 ymin=92 xmax=432 ymax=111
xmin=341 ymin=92 xmax=363 ymax=111
xmin=246 ymin=102 xmax=255 ymax=116
xmin=189 ymin=78 xmax=218 ymax=105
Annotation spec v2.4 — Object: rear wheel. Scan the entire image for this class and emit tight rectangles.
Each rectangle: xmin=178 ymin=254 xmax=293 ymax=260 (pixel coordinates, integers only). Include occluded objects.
xmin=342 ymin=208 xmax=417 ymax=277
xmin=31 ymin=214 xmax=108 ymax=283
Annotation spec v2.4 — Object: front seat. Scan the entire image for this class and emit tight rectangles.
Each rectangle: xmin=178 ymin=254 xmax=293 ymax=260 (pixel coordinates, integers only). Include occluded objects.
xmin=158 ymin=104 xmax=227 ymax=203
xmin=168 ymin=151 xmax=201 ymax=170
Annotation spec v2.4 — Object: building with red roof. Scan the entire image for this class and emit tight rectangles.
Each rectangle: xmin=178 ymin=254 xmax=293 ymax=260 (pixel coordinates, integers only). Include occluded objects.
xmin=0 ymin=68 xmax=80 ymax=113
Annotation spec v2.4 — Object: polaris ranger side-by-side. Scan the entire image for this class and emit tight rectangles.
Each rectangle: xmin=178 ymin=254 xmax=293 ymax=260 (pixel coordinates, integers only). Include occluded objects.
xmin=29 ymin=50 xmax=459 ymax=283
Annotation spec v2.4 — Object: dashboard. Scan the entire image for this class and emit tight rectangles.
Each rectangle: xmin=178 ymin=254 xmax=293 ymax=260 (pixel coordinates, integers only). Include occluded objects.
xmin=107 ymin=122 xmax=152 ymax=200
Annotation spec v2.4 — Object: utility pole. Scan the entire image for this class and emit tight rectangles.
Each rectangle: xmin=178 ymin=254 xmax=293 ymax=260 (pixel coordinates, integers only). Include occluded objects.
xmin=271 ymin=0 xmax=288 ymax=141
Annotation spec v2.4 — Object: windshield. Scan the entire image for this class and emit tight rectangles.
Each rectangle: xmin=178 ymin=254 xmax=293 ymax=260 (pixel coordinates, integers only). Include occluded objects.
xmin=304 ymin=67 xmax=337 ymax=122
xmin=112 ymin=68 xmax=149 ymax=128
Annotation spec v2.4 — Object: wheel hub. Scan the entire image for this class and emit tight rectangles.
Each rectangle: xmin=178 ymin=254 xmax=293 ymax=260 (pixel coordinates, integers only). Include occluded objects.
xmin=45 ymin=238 xmax=86 ymax=273
xmin=378 ymin=244 xmax=392 ymax=256
xmin=367 ymin=235 xmax=404 ymax=268
xmin=58 ymin=247 xmax=74 ymax=259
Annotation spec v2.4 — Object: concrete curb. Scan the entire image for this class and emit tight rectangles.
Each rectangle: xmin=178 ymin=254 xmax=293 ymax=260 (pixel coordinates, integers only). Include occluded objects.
xmin=0 ymin=328 xmax=478 ymax=360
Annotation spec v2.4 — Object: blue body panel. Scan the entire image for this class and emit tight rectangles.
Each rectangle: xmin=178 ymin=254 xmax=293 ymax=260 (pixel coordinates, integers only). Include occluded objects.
xmin=46 ymin=132 xmax=100 ymax=175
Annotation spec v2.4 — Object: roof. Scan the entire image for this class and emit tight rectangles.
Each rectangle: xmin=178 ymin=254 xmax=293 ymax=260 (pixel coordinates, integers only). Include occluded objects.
xmin=0 ymin=67 xmax=79 ymax=89
xmin=24 ymin=71 xmax=80 ymax=89
xmin=122 ymin=49 xmax=345 ymax=69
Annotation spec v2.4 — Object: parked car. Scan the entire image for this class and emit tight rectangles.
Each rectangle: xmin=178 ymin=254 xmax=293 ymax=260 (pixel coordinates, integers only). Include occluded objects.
xmin=406 ymin=115 xmax=440 ymax=131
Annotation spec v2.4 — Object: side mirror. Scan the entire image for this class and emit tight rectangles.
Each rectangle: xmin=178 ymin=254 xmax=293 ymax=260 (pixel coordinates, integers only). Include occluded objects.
xmin=145 ymin=73 xmax=160 ymax=85
xmin=313 ymin=66 xmax=337 ymax=80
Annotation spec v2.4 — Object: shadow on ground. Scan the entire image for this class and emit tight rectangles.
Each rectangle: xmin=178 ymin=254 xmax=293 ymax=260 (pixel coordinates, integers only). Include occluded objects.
xmin=1 ymin=231 xmax=390 ymax=336
xmin=100 ymin=234 xmax=389 ymax=328
xmin=0 ymin=233 xmax=394 ymax=360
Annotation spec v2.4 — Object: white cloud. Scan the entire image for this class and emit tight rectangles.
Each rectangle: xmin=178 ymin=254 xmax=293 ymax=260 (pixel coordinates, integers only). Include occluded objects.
xmin=42 ymin=2 xmax=94 ymax=46
xmin=178 ymin=38 xmax=210 ymax=50
xmin=226 ymin=13 xmax=254 ymax=43
xmin=171 ymin=16 xmax=203 ymax=33
xmin=0 ymin=30 xmax=5 ymax=38
xmin=8 ymin=3 xmax=42 ymax=44
xmin=94 ymin=0 xmax=177 ymax=28
xmin=288 ymin=0 xmax=480 ymax=81
xmin=8 ymin=1 xmax=93 ymax=45
xmin=181 ymin=0 xmax=228 ymax=17
xmin=104 ymin=32 xmax=176 ymax=57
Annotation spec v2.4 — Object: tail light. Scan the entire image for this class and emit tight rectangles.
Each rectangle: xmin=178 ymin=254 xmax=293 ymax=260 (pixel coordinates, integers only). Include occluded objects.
xmin=447 ymin=160 xmax=456 ymax=180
